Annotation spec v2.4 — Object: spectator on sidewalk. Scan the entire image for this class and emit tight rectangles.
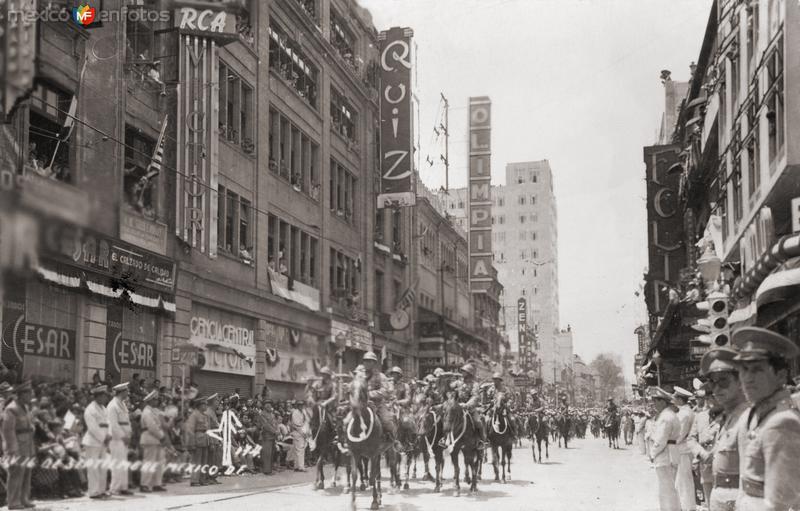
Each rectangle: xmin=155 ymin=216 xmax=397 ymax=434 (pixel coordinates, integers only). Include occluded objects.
xmin=107 ymin=382 xmax=133 ymax=496
xmin=257 ymin=402 xmax=278 ymax=475
xmin=186 ymin=397 xmax=210 ymax=487
xmin=290 ymin=401 xmax=307 ymax=472
xmin=2 ymin=381 xmax=36 ymax=510
xmin=140 ymin=390 xmax=166 ymax=493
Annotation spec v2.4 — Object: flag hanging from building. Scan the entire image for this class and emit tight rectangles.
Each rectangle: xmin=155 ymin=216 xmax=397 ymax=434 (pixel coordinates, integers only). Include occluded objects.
xmin=57 ymin=96 xmax=78 ymax=141
xmin=380 ymin=345 xmax=387 ymax=364
xmin=143 ymin=115 xmax=168 ymax=181
xmin=394 ymin=278 xmax=418 ymax=311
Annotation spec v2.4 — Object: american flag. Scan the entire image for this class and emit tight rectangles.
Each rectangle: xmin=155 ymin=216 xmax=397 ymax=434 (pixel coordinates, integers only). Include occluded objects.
xmin=143 ymin=115 xmax=168 ymax=181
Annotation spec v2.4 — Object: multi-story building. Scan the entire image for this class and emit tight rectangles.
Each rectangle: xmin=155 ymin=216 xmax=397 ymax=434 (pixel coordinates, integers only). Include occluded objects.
xmin=446 ymin=159 xmax=560 ymax=382
xmin=0 ymin=0 xmax=420 ymax=398
xmin=643 ymin=0 xmax=800 ymax=383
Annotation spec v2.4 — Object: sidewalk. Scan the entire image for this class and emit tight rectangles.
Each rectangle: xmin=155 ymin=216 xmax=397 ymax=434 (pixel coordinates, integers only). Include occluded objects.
xmin=31 ymin=466 xmax=320 ymax=511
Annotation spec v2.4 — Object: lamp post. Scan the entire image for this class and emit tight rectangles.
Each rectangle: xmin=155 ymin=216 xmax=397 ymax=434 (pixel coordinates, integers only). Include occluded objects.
xmin=652 ymin=350 xmax=662 ymax=387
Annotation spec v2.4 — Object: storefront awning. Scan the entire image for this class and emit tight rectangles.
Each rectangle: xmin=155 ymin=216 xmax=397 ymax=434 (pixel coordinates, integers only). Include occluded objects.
xmin=734 ymin=233 xmax=800 ymax=299
xmin=755 ymin=258 xmax=800 ymax=309
xmin=729 ymin=301 xmax=757 ymax=326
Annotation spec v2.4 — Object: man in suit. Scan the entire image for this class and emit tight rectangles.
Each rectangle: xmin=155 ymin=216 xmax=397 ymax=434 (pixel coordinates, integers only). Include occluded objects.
xmin=257 ymin=401 xmax=278 ymax=475
xmin=83 ymin=384 xmax=111 ymax=499
xmin=140 ymin=390 xmax=166 ymax=492
xmin=732 ymin=327 xmax=800 ymax=511
xmin=649 ymin=386 xmax=681 ymax=511
xmin=671 ymin=386 xmax=696 ymax=511
xmin=185 ymin=396 xmax=210 ymax=486
xmin=1 ymin=382 xmax=35 ymax=510
xmin=107 ymin=382 xmax=133 ymax=496
xmin=204 ymin=393 xmax=221 ymax=483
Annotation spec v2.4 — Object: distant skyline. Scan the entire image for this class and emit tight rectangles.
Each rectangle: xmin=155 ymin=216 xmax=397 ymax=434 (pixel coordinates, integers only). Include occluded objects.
xmin=362 ymin=0 xmax=714 ymax=376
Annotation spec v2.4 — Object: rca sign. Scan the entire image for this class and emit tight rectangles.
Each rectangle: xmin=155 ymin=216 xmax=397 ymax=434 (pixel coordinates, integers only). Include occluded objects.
xmin=175 ymin=7 xmax=237 ymax=39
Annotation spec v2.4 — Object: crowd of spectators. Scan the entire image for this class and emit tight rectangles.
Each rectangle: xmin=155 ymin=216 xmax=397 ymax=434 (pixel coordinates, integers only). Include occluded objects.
xmin=0 ymin=370 xmax=316 ymax=507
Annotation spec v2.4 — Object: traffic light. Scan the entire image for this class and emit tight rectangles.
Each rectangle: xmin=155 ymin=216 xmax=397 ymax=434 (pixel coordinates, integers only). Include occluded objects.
xmin=707 ymin=291 xmax=730 ymax=346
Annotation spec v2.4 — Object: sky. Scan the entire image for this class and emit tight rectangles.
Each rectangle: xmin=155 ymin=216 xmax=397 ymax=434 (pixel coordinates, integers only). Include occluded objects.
xmin=361 ymin=0 xmax=714 ymax=378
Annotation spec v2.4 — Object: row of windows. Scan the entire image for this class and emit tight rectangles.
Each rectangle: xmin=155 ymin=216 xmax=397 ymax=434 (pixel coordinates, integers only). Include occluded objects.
xmin=266 ymin=214 xmax=319 ymax=288
xmin=491 ymin=214 xmax=538 ymax=225
xmin=514 ymin=168 xmax=540 ymax=184
xmin=219 ymin=63 xmax=254 ymax=152
xmin=330 ymin=248 xmax=360 ymax=299
xmin=492 ymin=249 xmax=539 ymax=262
xmin=330 ymin=86 xmax=358 ymax=143
xmin=268 ymin=108 xmax=321 ymax=200
xmin=217 ymin=186 xmax=253 ymax=260
xmin=330 ymin=159 xmax=357 ymax=223
xmin=268 ymin=23 xmax=319 ymax=107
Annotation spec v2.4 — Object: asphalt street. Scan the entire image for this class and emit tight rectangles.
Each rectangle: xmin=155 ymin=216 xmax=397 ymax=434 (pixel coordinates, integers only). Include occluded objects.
xmin=35 ymin=436 xmax=660 ymax=511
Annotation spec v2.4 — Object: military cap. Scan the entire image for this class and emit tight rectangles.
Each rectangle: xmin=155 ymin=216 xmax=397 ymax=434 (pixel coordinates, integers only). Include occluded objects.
xmin=90 ymin=384 xmax=109 ymax=395
xmin=15 ymin=381 xmax=32 ymax=393
xmin=648 ymin=386 xmax=672 ymax=402
xmin=732 ymin=327 xmax=799 ymax=361
xmin=206 ymin=393 xmax=219 ymax=402
xmin=113 ymin=382 xmax=130 ymax=393
xmin=362 ymin=351 xmax=378 ymax=362
xmin=492 ymin=372 xmax=503 ymax=380
xmin=672 ymin=386 xmax=693 ymax=401
xmin=192 ymin=395 xmax=207 ymax=406
xmin=143 ymin=390 xmax=159 ymax=402
xmin=388 ymin=366 xmax=403 ymax=375
xmin=700 ymin=347 xmax=739 ymax=376
xmin=460 ymin=363 xmax=476 ymax=376
xmin=530 ymin=389 xmax=538 ymax=395
xmin=433 ymin=368 xmax=445 ymax=377
xmin=423 ymin=374 xmax=436 ymax=383
xmin=0 ymin=382 xmax=13 ymax=394
xmin=319 ymin=366 xmax=333 ymax=377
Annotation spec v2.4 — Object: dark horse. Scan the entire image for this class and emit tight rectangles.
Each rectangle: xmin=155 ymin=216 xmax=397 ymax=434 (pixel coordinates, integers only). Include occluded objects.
xmin=442 ymin=397 xmax=480 ymax=496
xmin=526 ymin=410 xmax=550 ymax=463
xmin=309 ymin=404 xmax=338 ymax=490
xmin=415 ymin=406 xmax=445 ymax=492
xmin=346 ymin=375 xmax=395 ymax=510
xmin=555 ymin=412 xmax=572 ymax=449
xmin=604 ymin=411 xmax=621 ymax=449
xmin=487 ymin=393 xmax=513 ymax=483
xmin=393 ymin=408 xmax=417 ymax=490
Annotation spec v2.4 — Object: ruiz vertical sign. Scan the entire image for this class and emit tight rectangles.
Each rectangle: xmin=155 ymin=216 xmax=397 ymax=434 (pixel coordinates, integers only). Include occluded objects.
xmin=377 ymin=27 xmax=415 ymax=208
xmin=174 ymin=7 xmax=230 ymax=258
xmin=468 ymin=97 xmax=492 ymax=293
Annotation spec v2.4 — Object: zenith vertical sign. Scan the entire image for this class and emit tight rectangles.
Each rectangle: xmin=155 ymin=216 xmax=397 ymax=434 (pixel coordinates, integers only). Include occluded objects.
xmin=468 ymin=97 xmax=492 ymax=294
xmin=377 ymin=27 xmax=415 ymax=208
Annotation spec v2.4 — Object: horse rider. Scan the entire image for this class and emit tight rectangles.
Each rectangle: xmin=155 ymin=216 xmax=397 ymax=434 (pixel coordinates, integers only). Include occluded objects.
xmin=388 ymin=366 xmax=412 ymax=411
xmin=486 ymin=372 xmax=516 ymax=437
xmin=453 ymin=363 xmax=487 ymax=448
xmin=361 ymin=352 xmax=400 ymax=450
xmin=312 ymin=367 xmax=337 ymax=429
xmin=606 ymin=397 xmax=618 ymax=417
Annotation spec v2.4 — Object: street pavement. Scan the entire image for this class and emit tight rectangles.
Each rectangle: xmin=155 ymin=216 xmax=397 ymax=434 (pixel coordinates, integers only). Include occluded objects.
xmin=33 ymin=436 xmax=661 ymax=511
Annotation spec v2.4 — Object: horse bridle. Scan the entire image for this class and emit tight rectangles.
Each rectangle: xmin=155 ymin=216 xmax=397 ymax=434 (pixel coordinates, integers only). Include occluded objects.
xmin=312 ymin=405 xmax=326 ymax=446
xmin=423 ymin=410 xmax=438 ymax=456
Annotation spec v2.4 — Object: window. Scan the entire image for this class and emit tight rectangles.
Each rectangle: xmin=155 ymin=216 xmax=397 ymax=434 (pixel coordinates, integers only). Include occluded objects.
xmin=518 ymin=195 xmax=526 ymax=205
xmin=498 ymin=215 xmax=505 ymax=225
xmin=216 ymin=186 xmax=252 ymax=261
xmin=392 ymin=209 xmax=402 ymax=252
xmin=747 ymin=136 xmax=759 ymax=197
xmin=329 ymin=248 xmax=359 ymax=299
xmin=458 ymin=200 xmax=464 ymax=209
xmin=730 ymin=52 xmax=740 ymax=112
xmin=268 ymin=23 xmax=318 ymax=107
xmin=330 ymin=159 xmax=356 ymax=222
xmin=497 ymin=197 xmax=504 ymax=207
xmin=531 ymin=195 xmax=536 ymax=205
xmin=746 ymin=4 xmax=758 ymax=77
xmin=375 ymin=209 xmax=385 ymax=241
xmin=125 ymin=18 xmax=154 ymax=63
xmin=531 ymin=172 xmax=538 ymax=183
xmin=330 ymin=8 xmax=356 ymax=66
xmin=27 ymin=82 xmax=74 ymax=183
xmin=520 ymin=249 xmax=527 ymax=260
xmin=293 ymin=0 xmax=318 ymax=23
xmin=533 ymin=250 xmax=539 ymax=259
xmin=516 ymin=169 xmax=524 ymax=184
xmin=375 ymin=271 xmax=384 ymax=313
xmin=268 ymin=108 xmax=320 ymax=199
xmin=218 ymin=62 xmax=254 ymax=152
xmin=732 ymin=152 xmax=743 ymax=224
xmin=519 ymin=215 xmax=525 ymax=224
xmin=519 ymin=231 xmax=526 ymax=241
xmin=123 ymin=125 xmax=157 ymax=217
xmin=331 ymin=86 xmax=358 ymax=143
xmin=531 ymin=231 xmax=537 ymax=241
xmin=766 ymin=41 xmax=784 ymax=166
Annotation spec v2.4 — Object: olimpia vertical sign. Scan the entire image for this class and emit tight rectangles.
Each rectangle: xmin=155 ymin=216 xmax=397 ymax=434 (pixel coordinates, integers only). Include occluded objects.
xmin=468 ymin=97 xmax=492 ymax=294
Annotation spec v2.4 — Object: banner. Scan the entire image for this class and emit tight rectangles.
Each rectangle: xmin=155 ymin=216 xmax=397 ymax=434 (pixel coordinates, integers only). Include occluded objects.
xmin=187 ymin=304 xmax=256 ymax=376
xmin=468 ymin=97 xmax=492 ymax=293
xmin=377 ymin=27 xmax=415 ymax=208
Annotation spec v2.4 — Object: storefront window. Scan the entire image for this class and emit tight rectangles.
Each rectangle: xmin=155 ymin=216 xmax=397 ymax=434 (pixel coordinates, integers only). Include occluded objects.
xmin=21 ymin=281 xmax=78 ymax=382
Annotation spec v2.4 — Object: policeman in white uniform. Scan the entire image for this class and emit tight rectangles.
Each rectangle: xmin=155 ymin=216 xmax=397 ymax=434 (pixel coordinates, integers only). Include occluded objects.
xmin=107 ymin=382 xmax=133 ymax=495
xmin=649 ymin=386 xmax=682 ymax=511
xmin=83 ymin=384 xmax=111 ymax=499
xmin=672 ymin=386 xmax=696 ymax=511
xmin=140 ymin=390 xmax=167 ymax=492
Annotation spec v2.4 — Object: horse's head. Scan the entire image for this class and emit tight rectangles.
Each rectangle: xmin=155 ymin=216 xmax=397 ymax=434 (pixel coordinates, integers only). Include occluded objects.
xmin=494 ymin=391 xmax=507 ymax=413
xmin=349 ymin=373 xmax=368 ymax=414
xmin=442 ymin=395 xmax=462 ymax=433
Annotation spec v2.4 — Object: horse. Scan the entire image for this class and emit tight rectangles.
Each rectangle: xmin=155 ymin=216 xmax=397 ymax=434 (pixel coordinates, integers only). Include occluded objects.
xmin=590 ymin=415 xmax=603 ymax=438
xmin=441 ymin=396 xmax=480 ymax=496
xmin=555 ymin=412 xmax=572 ymax=449
xmin=309 ymin=404 xmax=340 ymax=490
xmin=527 ymin=410 xmax=550 ymax=463
xmin=487 ymin=393 xmax=513 ymax=483
xmin=331 ymin=405 xmax=369 ymax=492
xmin=393 ymin=407 xmax=417 ymax=490
xmin=604 ymin=411 xmax=621 ymax=449
xmin=622 ymin=413 xmax=635 ymax=446
xmin=346 ymin=374 xmax=395 ymax=510
xmin=415 ymin=405 xmax=445 ymax=492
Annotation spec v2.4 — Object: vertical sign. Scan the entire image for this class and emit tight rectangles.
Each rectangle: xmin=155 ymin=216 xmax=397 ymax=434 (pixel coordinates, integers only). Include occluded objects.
xmin=377 ymin=27 xmax=415 ymax=208
xmin=175 ymin=34 xmax=219 ymax=258
xmin=517 ymin=297 xmax=527 ymax=365
xmin=1 ymin=0 xmax=37 ymax=120
xmin=468 ymin=97 xmax=492 ymax=293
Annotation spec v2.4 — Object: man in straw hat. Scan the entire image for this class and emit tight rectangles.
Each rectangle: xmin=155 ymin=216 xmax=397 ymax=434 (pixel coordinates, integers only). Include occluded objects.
xmin=671 ymin=385 xmax=696 ymax=511
xmin=185 ymin=396 xmax=210 ymax=486
xmin=83 ymin=384 xmax=111 ymax=499
xmin=648 ymin=386 xmax=681 ymax=511
xmin=140 ymin=390 xmax=166 ymax=492
xmin=731 ymin=326 xmax=800 ymax=511
xmin=694 ymin=347 xmax=747 ymax=511
xmin=107 ymin=382 xmax=133 ymax=496
xmin=1 ymin=381 xmax=35 ymax=510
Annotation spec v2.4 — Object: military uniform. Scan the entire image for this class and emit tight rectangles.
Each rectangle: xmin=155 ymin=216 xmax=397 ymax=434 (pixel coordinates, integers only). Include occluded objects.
xmin=705 ymin=402 xmax=747 ymax=511
xmin=82 ymin=395 xmax=111 ymax=498
xmin=185 ymin=402 xmax=210 ymax=485
xmin=2 ymin=395 xmax=35 ymax=509
xmin=366 ymin=370 xmax=396 ymax=438
xmin=204 ymin=396 xmax=222 ymax=479
xmin=650 ymin=387 xmax=681 ymax=511
xmin=673 ymin=388 xmax=697 ymax=511
xmin=140 ymin=397 xmax=166 ymax=490
xmin=107 ymin=392 xmax=132 ymax=494
xmin=732 ymin=326 xmax=800 ymax=511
